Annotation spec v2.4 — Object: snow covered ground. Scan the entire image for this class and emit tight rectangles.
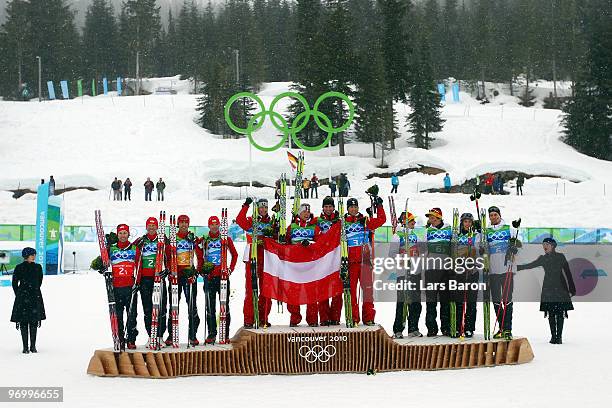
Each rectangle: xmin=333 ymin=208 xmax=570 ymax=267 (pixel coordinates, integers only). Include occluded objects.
xmin=1 ymin=79 xmax=611 ymax=229
xmin=1 ymin=269 xmax=611 ymax=408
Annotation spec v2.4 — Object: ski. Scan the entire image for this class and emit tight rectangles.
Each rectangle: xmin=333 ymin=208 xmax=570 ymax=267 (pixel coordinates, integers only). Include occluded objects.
xmin=479 ymin=207 xmax=492 ymax=340
xmin=149 ymin=211 xmax=166 ymax=350
xmin=449 ymin=208 xmax=459 ymax=338
xmin=338 ymin=197 xmax=354 ymax=328
xmin=459 ymin=225 xmax=475 ymax=340
xmin=494 ymin=218 xmax=522 ymax=337
xmin=401 ymin=198 xmax=410 ymax=326
xmin=250 ymin=201 xmax=260 ymax=329
xmin=94 ymin=210 xmax=122 ymax=352
xmin=278 ymin=173 xmax=287 ymax=242
xmin=186 ymin=232 xmax=196 ymax=349
xmin=125 ymin=244 xmax=143 ymax=345
xmin=168 ymin=215 xmax=179 ymax=348
xmin=389 ymin=196 xmax=397 ymax=234
xmin=291 ymin=151 xmax=304 ymax=218
xmin=276 ymin=173 xmax=288 ymax=314
xmin=219 ymin=207 xmax=230 ymax=344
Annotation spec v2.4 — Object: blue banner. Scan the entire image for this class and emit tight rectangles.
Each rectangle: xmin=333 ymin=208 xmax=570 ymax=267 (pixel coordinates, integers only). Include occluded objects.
xmin=103 ymin=77 xmax=108 ymax=95
xmin=452 ymin=84 xmax=460 ymax=102
xmin=437 ymin=84 xmax=446 ymax=101
xmin=117 ymin=77 xmax=122 ymax=96
xmin=60 ymin=80 xmax=69 ymax=99
xmin=47 ymin=81 xmax=56 ymax=100
xmin=34 ymin=183 xmax=64 ymax=275
xmin=46 ymin=195 xmax=64 ymax=275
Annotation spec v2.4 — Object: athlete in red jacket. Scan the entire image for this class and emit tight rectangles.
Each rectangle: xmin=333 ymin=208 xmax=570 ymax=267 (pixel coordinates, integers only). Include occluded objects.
xmin=236 ymin=197 xmax=277 ymax=327
xmin=165 ymin=214 xmax=201 ymax=346
xmin=343 ymin=196 xmax=386 ymax=324
xmin=132 ymin=217 xmax=167 ymax=343
xmin=316 ymin=196 xmax=342 ymax=325
xmin=198 ymin=215 xmax=238 ymax=343
xmin=108 ymin=224 xmax=139 ymax=348
xmin=285 ymin=203 xmax=321 ymax=326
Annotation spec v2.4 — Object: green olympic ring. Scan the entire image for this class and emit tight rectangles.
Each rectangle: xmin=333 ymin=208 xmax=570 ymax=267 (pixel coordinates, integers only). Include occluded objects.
xmin=224 ymin=91 xmax=355 ymax=152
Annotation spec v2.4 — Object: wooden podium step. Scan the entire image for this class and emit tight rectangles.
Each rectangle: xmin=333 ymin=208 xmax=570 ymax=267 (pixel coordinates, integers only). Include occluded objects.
xmin=87 ymin=325 xmax=534 ymax=378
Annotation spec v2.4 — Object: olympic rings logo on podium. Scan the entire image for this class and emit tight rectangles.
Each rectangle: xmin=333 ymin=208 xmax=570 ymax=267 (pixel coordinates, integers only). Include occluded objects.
xmin=224 ymin=91 xmax=355 ymax=152
xmin=298 ymin=344 xmax=337 ymax=363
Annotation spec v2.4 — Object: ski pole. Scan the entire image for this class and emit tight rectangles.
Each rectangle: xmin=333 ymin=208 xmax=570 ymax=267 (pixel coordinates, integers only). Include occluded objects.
xmin=203 ymin=276 xmax=208 ymax=344
xmin=124 ymin=249 xmax=143 ymax=342
xmin=493 ymin=219 xmax=521 ymax=334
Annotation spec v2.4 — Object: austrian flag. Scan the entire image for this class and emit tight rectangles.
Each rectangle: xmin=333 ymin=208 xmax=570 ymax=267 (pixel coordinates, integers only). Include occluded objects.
xmin=261 ymin=223 xmax=343 ymax=305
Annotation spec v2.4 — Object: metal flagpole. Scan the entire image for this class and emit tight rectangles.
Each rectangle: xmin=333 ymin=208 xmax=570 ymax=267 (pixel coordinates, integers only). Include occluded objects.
xmin=328 ymin=136 xmax=332 ymax=184
xmin=249 ymin=142 xmax=252 ymax=197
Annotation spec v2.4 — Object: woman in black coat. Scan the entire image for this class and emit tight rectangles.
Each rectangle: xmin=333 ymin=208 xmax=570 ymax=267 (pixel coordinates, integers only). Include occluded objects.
xmin=10 ymin=247 xmax=46 ymax=353
xmin=517 ymin=238 xmax=576 ymax=344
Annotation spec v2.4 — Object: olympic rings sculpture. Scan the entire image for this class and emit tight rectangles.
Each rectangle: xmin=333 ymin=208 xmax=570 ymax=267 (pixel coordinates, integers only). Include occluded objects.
xmin=224 ymin=91 xmax=355 ymax=152
xmin=298 ymin=344 xmax=337 ymax=363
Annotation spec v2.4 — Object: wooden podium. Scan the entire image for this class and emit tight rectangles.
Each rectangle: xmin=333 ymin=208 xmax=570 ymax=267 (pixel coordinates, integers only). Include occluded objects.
xmin=87 ymin=325 xmax=534 ymax=378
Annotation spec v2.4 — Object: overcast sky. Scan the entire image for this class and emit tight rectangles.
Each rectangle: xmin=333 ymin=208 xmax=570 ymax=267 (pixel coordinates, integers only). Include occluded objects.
xmin=0 ymin=0 xmax=222 ymax=27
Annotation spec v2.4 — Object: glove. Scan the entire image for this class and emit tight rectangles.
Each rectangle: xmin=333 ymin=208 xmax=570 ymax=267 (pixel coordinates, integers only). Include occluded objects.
xmin=262 ymin=226 xmax=274 ymax=237
xmin=366 ymin=207 xmax=373 ymax=217
xmin=16 ymin=322 xmax=20 ymax=331
xmin=244 ymin=197 xmax=253 ymax=206
xmin=473 ymin=219 xmax=482 ymax=232
xmin=183 ymin=266 xmax=197 ymax=277
xmin=301 ymin=239 xmax=310 ymax=247
xmin=509 ymin=237 xmax=522 ymax=248
xmin=90 ymin=256 xmax=105 ymax=272
xmin=504 ymin=247 xmax=518 ymax=265
xmin=201 ymin=261 xmax=215 ymax=276
xmin=366 ymin=184 xmax=379 ymax=197
xmin=271 ymin=200 xmax=280 ymax=213
xmin=105 ymin=232 xmax=118 ymax=246
xmin=187 ymin=232 xmax=196 ymax=242
xmin=375 ymin=196 xmax=383 ymax=206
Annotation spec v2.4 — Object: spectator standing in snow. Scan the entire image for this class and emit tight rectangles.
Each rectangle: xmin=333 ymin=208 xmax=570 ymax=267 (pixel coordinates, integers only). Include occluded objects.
xmin=485 ymin=173 xmax=495 ymax=194
xmin=156 ymin=178 xmax=166 ymax=201
xmin=111 ymin=177 xmax=121 ymax=201
xmin=144 ymin=177 xmax=154 ymax=201
xmin=344 ymin=175 xmax=351 ymax=197
xmin=493 ymin=173 xmax=504 ymax=194
xmin=329 ymin=178 xmax=337 ymax=197
xmin=310 ymin=174 xmax=319 ymax=198
xmin=516 ymin=174 xmax=524 ymax=196
xmin=124 ymin=178 xmax=132 ymax=201
xmin=443 ymin=173 xmax=451 ymax=193
xmin=302 ymin=178 xmax=311 ymax=199
xmin=117 ymin=179 xmax=123 ymax=201
xmin=391 ymin=173 xmax=399 ymax=194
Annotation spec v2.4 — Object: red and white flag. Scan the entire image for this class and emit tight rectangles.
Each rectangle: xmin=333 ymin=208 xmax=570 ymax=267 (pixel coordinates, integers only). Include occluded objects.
xmin=261 ymin=223 xmax=343 ymax=305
